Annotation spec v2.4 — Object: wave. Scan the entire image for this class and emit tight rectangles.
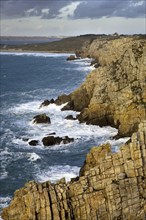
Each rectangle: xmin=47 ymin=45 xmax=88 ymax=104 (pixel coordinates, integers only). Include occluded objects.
xmin=0 ymin=51 xmax=74 ymax=58
xmin=27 ymin=153 xmax=41 ymax=162
xmin=1 ymin=102 xmax=120 ymax=150
xmin=0 ymin=196 xmax=12 ymax=218
xmin=34 ymin=165 xmax=80 ymax=183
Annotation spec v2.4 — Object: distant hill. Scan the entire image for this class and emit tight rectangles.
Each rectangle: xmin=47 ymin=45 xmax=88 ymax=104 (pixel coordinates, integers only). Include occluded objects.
xmin=0 ymin=36 xmax=66 ymax=45
xmin=0 ymin=34 xmax=145 ymax=53
xmin=0 ymin=34 xmax=109 ymax=52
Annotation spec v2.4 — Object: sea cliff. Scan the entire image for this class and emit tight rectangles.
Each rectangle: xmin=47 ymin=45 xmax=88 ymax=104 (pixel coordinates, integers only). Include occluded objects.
xmin=2 ymin=36 xmax=146 ymax=220
xmin=61 ymin=36 xmax=146 ymax=137
xmin=2 ymin=122 xmax=146 ymax=220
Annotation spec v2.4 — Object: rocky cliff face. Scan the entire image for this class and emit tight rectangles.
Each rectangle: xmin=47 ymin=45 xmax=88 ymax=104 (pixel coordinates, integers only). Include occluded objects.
xmin=2 ymin=121 xmax=146 ymax=220
xmin=63 ymin=37 xmax=146 ymax=137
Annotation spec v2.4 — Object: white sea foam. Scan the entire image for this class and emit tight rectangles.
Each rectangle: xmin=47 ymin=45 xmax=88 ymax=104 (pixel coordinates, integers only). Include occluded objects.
xmin=109 ymin=137 xmax=130 ymax=152
xmin=1 ymin=99 xmax=128 ymax=153
xmin=0 ymin=196 xmax=11 ymax=214
xmin=27 ymin=153 xmax=41 ymax=162
xmin=2 ymin=101 xmax=119 ymax=150
xmin=34 ymin=165 xmax=80 ymax=183
xmin=0 ymin=197 xmax=11 ymax=220
xmin=6 ymin=101 xmax=41 ymax=114
xmin=0 ymin=171 xmax=8 ymax=180
xmin=0 ymin=52 xmax=73 ymax=58
xmin=71 ymin=58 xmax=95 ymax=72
xmin=0 ymin=148 xmax=11 ymax=180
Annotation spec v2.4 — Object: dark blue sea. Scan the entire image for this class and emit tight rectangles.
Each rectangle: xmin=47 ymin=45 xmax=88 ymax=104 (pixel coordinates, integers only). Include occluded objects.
xmin=0 ymin=52 xmax=129 ymax=215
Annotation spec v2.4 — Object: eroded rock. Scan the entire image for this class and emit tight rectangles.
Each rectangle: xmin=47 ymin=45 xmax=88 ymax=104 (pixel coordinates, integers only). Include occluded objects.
xmin=33 ymin=113 xmax=51 ymax=124
xmin=54 ymin=94 xmax=71 ymax=105
xmin=42 ymin=135 xmax=74 ymax=146
xmin=40 ymin=99 xmax=54 ymax=108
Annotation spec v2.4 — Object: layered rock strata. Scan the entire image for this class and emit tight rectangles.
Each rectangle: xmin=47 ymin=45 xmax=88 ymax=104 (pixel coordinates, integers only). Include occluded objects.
xmin=59 ymin=37 xmax=146 ymax=137
xmin=2 ymin=121 xmax=146 ymax=220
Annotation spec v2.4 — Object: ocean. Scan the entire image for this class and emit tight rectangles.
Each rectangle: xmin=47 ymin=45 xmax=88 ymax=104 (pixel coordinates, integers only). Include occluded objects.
xmin=0 ymin=52 xmax=129 ymax=214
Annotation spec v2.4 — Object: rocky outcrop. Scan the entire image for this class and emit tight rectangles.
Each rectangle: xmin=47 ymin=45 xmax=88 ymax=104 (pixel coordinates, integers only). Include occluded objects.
xmin=42 ymin=136 xmax=74 ymax=146
xmin=29 ymin=140 xmax=39 ymax=146
xmin=33 ymin=114 xmax=51 ymax=124
xmin=67 ymin=55 xmax=77 ymax=61
xmin=40 ymin=99 xmax=55 ymax=108
xmin=59 ymin=37 xmax=146 ymax=137
xmin=2 ymin=121 xmax=146 ymax=220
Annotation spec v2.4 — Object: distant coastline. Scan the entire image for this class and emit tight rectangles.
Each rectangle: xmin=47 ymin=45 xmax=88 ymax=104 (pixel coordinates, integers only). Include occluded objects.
xmin=0 ymin=49 xmax=75 ymax=53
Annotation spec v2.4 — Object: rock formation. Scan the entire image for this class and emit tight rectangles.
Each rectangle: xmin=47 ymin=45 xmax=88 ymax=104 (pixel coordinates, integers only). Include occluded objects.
xmin=57 ymin=37 xmax=146 ymax=137
xmin=2 ymin=121 xmax=146 ymax=220
xmin=66 ymin=55 xmax=77 ymax=61
xmin=29 ymin=140 xmax=39 ymax=146
xmin=40 ymin=99 xmax=55 ymax=108
xmin=33 ymin=114 xmax=51 ymax=124
xmin=42 ymin=136 xmax=74 ymax=146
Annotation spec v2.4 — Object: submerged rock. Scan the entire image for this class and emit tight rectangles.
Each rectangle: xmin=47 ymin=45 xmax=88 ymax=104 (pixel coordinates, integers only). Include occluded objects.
xmin=22 ymin=138 xmax=29 ymax=142
xmin=42 ymin=135 xmax=74 ymax=146
xmin=33 ymin=113 xmax=51 ymax=124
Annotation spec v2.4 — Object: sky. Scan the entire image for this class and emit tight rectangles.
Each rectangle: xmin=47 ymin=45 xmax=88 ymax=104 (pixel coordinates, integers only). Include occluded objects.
xmin=1 ymin=0 xmax=146 ymax=36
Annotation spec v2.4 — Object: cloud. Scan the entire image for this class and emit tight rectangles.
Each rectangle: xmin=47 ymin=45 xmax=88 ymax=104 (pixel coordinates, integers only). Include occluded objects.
xmin=1 ymin=0 xmax=77 ymax=19
xmin=1 ymin=0 xmax=145 ymax=20
xmin=57 ymin=2 xmax=81 ymax=19
xmin=73 ymin=0 xmax=145 ymax=19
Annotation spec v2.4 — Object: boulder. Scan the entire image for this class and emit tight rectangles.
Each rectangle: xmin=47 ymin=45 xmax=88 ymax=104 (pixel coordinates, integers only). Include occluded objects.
xmin=28 ymin=140 xmax=39 ymax=146
xmin=66 ymin=55 xmax=76 ymax=61
xmin=40 ymin=99 xmax=54 ymax=108
xmin=33 ymin=114 xmax=51 ymax=124
xmin=42 ymin=135 xmax=74 ymax=146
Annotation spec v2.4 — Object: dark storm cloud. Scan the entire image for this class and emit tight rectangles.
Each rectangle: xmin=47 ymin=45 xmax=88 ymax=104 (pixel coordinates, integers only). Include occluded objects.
xmin=1 ymin=0 xmax=145 ymax=19
xmin=1 ymin=0 xmax=74 ymax=18
xmin=73 ymin=0 xmax=145 ymax=19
